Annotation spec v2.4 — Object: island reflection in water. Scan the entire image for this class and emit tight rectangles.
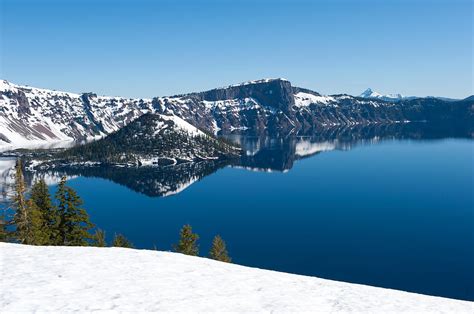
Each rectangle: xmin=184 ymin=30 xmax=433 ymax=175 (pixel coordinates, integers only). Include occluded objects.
xmin=7 ymin=121 xmax=468 ymax=198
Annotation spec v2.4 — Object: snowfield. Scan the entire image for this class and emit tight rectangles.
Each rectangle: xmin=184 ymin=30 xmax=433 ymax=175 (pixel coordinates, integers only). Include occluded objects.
xmin=0 ymin=243 xmax=472 ymax=313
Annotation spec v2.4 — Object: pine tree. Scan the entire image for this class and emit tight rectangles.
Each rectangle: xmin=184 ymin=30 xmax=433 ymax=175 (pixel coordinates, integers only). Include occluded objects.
xmin=30 ymin=179 xmax=57 ymax=244
xmin=11 ymin=160 xmax=48 ymax=245
xmin=112 ymin=233 xmax=133 ymax=248
xmin=12 ymin=159 xmax=28 ymax=243
xmin=55 ymin=177 xmax=93 ymax=246
xmin=93 ymin=229 xmax=107 ymax=247
xmin=209 ymin=235 xmax=231 ymax=263
xmin=174 ymin=224 xmax=199 ymax=256
xmin=26 ymin=199 xmax=50 ymax=245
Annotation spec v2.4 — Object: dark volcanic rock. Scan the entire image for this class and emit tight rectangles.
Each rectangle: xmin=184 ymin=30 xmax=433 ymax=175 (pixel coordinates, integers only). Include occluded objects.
xmin=194 ymin=79 xmax=295 ymax=113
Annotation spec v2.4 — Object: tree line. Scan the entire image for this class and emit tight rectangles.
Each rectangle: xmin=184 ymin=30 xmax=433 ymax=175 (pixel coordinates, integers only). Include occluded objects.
xmin=0 ymin=159 xmax=231 ymax=263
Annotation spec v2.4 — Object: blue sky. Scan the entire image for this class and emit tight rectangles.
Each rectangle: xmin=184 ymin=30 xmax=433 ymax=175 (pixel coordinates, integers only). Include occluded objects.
xmin=0 ymin=0 xmax=472 ymax=98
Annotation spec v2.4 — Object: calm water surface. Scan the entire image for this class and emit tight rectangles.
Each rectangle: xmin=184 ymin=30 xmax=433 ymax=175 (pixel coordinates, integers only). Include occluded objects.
xmin=39 ymin=136 xmax=474 ymax=301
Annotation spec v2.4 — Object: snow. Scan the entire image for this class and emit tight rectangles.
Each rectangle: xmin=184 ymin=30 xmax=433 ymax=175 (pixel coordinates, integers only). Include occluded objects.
xmin=294 ymin=92 xmax=336 ymax=106
xmin=211 ymin=119 xmax=220 ymax=133
xmin=359 ymin=88 xmax=404 ymax=101
xmin=0 ymin=80 xmax=16 ymax=92
xmin=0 ymin=80 xmax=81 ymax=101
xmin=226 ymin=78 xmax=288 ymax=88
xmin=295 ymin=140 xmax=336 ymax=157
xmin=0 ymin=80 xmax=153 ymax=148
xmin=160 ymin=114 xmax=205 ymax=137
xmin=0 ymin=243 xmax=472 ymax=313
xmin=161 ymin=176 xmax=199 ymax=197
xmin=202 ymin=97 xmax=261 ymax=111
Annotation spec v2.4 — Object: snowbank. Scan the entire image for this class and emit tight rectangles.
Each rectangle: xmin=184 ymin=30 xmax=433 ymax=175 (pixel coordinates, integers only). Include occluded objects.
xmin=0 ymin=243 xmax=472 ymax=313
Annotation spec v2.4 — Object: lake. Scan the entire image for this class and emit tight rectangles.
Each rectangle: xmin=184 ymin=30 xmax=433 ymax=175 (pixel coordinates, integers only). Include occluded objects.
xmin=2 ymin=123 xmax=473 ymax=301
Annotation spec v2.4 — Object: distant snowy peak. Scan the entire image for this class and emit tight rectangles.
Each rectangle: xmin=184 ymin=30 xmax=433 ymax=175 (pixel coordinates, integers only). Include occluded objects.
xmin=359 ymin=88 xmax=404 ymax=102
xmin=358 ymin=88 xmax=461 ymax=102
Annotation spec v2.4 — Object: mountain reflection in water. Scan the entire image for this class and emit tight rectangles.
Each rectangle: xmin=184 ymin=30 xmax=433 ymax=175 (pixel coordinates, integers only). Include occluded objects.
xmin=1 ymin=122 xmax=472 ymax=198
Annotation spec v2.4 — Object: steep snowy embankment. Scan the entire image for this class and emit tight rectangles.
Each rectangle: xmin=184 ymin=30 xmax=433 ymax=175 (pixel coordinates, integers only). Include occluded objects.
xmin=0 ymin=243 xmax=472 ymax=312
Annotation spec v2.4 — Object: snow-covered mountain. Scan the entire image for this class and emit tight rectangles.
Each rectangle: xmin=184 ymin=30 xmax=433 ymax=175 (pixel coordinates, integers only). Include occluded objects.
xmin=0 ymin=80 xmax=153 ymax=148
xmin=2 ymin=243 xmax=472 ymax=312
xmin=1 ymin=79 xmax=472 ymax=149
xmin=359 ymin=88 xmax=406 ymax=102
xmin=358 ymin=88 xmax=461 ymax=103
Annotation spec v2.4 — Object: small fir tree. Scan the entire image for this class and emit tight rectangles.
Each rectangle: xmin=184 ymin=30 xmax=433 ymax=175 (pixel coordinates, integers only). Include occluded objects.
xmin=26 ymin=199 xmax=50 ymax=245
xmin=55 ymin=177 xmax=93 ymax=246
xmin=93 ymin=229 xmax=107 ymax=247
xmin=209 ymin=235 xmax=231 ymax=263
xmin=30 ymin=179 xmax=57 ymax=244
xmin=112 ymin=233 xmax=133 ymax=248
xmin=174 ymin=224 xmax=199 ymax=256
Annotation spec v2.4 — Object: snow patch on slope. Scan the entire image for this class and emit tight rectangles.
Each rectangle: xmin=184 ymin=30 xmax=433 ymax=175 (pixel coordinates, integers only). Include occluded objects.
xmin=294 ymin=92 xmax=336 ymax=106
xmin=0 ymin=243 xmax=472 ymax=313
xmin=161 ymin=114 xmax=204 ymax=137
xmin=0 ymin=80 xmax=152 ymax=148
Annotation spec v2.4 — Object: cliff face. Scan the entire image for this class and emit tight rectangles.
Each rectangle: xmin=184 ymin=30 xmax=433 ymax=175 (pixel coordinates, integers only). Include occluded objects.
xmin=155 ymin=78 xmax=473 ymax=135
xmin=1 ymin=78 xmax=472 ymax=147
xmin=195 ymin=78 xmax=295 ymax=113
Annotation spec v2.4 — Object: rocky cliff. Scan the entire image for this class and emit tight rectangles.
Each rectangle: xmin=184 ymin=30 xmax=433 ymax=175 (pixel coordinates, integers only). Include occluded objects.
xmin=1 ymin=78 xmax=472 ymax=148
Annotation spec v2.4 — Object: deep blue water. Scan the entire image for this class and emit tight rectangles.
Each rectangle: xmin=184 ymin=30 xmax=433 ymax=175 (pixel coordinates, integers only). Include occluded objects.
xmin=45 ymin=137 xmax=473 ymax=301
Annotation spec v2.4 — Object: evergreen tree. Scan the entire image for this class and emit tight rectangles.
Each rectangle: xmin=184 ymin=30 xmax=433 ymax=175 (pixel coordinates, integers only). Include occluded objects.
xmin=112 ymin=233 xmax=133 ymax=248
xmin=174 ymin=224 xmax=199 ymax=256
xmin=209 ymin=235 xmax=231 ymax=263
xmin=30 ymin=179 xmax=57 ymax=244
xmin=55 ymin=177 xmax=93 ymax=246
xmin=12 ymin=159 xmax=29 ymax=243
xmin=26 ymin=199 xmax=50 ymax=245
xmin=93 ymin=229 xmax=107 ymax=247
xmin=11 ymin=160 xmax=48 ymax=245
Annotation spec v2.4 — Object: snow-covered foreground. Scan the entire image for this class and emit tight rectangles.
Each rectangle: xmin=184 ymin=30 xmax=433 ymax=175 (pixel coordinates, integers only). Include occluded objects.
xmin=0 ymin=243 xmax=472 ymax=313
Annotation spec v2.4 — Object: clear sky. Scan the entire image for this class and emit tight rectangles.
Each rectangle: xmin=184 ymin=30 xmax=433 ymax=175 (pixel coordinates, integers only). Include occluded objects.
xmin=0 ymin=0 xmax=472 ymax=98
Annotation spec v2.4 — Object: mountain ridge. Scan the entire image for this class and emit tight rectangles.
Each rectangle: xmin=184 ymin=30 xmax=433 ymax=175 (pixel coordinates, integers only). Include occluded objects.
xmin=1 ymin=79 xmax=473 ymax=148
